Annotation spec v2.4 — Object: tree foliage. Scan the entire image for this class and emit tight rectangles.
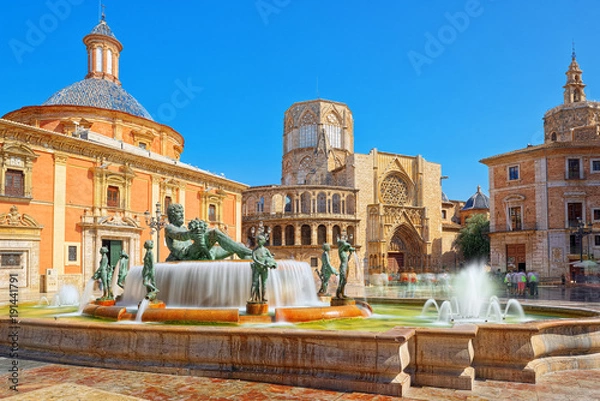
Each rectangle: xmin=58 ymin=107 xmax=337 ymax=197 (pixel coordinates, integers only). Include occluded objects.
xmin=454 ymin=214 xmax=490 ymax=262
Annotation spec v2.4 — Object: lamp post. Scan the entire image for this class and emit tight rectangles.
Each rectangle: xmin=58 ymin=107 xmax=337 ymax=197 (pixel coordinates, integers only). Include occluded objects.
xmin=572 ymin=218 xmax=593 ymax=262
xmin=144 ymin=202 xmax=167 ymax=262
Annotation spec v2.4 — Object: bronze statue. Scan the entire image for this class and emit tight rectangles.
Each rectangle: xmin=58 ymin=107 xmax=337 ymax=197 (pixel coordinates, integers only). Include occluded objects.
xmin=92 ymin=246 xmax=113 ymax=300
xmin=335 ymin=238 xmax=355 ymax=299
xmin=116 ymin=250 xmax=129 ymax=289
xmin=248 ymin=234 xmax=277 ymax=303
xmin=316 ymin=243 xmax=338 ymax=296
xmin=142 ymin=240 xmax=159 ymax=301
xmin=164 ymin=203 xmax=252 ymax=261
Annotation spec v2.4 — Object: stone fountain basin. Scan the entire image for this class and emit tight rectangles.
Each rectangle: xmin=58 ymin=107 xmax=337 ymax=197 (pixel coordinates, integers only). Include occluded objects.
xmin=81 ymin=303 xmax=369 ymax=324
xmin=2 ymin=304 xmax=600 ymax=396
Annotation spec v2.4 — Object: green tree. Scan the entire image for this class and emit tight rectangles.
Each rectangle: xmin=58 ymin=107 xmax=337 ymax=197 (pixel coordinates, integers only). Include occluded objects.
xmin=454 ymin=214 xmax=490 ymax=262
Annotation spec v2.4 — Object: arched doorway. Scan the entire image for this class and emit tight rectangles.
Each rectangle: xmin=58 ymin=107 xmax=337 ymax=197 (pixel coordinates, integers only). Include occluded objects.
xmin=386 ymin=224 xmax=423 ymax=272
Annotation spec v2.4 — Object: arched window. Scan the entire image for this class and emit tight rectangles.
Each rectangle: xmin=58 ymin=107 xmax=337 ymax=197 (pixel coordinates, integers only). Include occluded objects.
xmin=317 ymin=225 xmax=327 ymax=245
xmin=285 ymin=225 xmax=295 ymax=245
xmin=347 ymin=226 xmax=355 ymax=244
xmin=257 ymin=196 xmax=264 ymax=213
xmin=284 ymin=194 xmax=293 ymax=213
xmin=301 ymin=225 xmax=311 ymax=245
xmin=106 ymin=48 xmax=113 ymax=74
xmin=317 ymin=192 xmax=327 ymax=213
xmin=551 ymin=132 xmax=557 ymax=141
xmin=332 ymin=225 xmax=341 ymax=242
xmin=272 ymin=226 xmax=282 ymax=246
xmin=332 ymin=193 xmax=341 ymax=214
xmin=574 ymin=89 xmax=581 ymax=102
xmin=245 ymin=196 xmax=256 ymax=216
xmin=346 ymin=194 xmax=355 ymax=215
xmin=95 ymin=47 xmax=103 ymax=72
xmin=301 ymin=192 xmax=311 ymax=214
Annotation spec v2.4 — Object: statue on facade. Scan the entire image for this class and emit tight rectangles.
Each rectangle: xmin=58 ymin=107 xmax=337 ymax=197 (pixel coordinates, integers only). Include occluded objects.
xmin=116 ymin=250 xmax=129 ymax=289
xmin=142 ymin=240 xmax=159 ymax=301
xmin=92 ymin=246 xmax=113 ymax=301
xmin=316 ymin=243 xmax=338 ymax=296
xmin=164 ymin=203 xmax=252 ymax=261
xmin=248 ymin=234 xmax=277 ymax=303
xmin=335 ymin=237 xmax=355 ymax=299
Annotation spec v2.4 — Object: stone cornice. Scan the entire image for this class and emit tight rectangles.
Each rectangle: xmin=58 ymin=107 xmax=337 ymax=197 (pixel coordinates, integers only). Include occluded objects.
xmin=0 ymin=118 xmax=248 ymax=193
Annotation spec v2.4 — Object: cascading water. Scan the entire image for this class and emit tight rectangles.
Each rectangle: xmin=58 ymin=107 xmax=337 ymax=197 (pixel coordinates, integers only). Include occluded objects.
xmin=78 ymin=279 xmax=96 ymax=314
xmin=51 ymin=285 xmax=79 ymax=307
xmin=118 ymin=260 xmax=323 ymax=308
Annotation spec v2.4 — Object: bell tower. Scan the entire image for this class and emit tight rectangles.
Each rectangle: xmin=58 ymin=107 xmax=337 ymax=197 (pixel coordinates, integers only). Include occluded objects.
xmin=83 ymin=12 xmax=123 ymax=85
xmin=563 ymin=47 xmax=586 ymax=104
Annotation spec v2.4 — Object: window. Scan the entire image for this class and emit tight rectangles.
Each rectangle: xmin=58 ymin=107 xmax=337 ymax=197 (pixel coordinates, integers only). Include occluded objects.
xmin=284 ymin=195 xmax=292 ymax=213
xmin=5 ymin=170 xmax=24 ymax=197
xmin=332 ymin=194 xmax=341 ymax=214
xmin=591 ymin=160 xmax=600 ymax=173
xmin=301 ymin=225 xmax=311 ymax=245
xmin=95 ymin=47 xmax=103 ymax=72
xmin=310 ymin=257 xmax=318 ymax=267
xmin=332 ymin=225 xmax=341 ymax=242
xmin=139 ymin=142 xmax=147 ymax=150
xmin=551 ymin=132 xmax=557 ymax=141
xmin=208 ymin=204 xmax=216 ymax=222
xmin=68 ymin=246 xmax=77 ymax=262
xmin=65 ymin=243 xmax=80 ymax=265
xmin=567 ymin=202 xmax=583 ymax=227
xmin=272 ymin=226 xmax=282 ymax=246
xmin=324 ymin=124 xmax=342 ymax=148
xmin=594 ymin=209 xmax=600 ymax=222
xmin=257 ymin=197 xmax=264 ymax=213
xmin=300 ymin=192 xmax=310 ymax=214
xmin=442 ymin=210 xmax=447 ymax=219
xmin=567 ymin=159 xmax=581 ymax=179
xmin=299 ymin=125 xmax=317 ymax=148
xmin=596 ymin=235 xmax=600 ymax=247
xmin=509 ymin=206 xmax=522 ymax=231
xmin=106 ymin=49 xmax=113 ymax=74
xmin=317 ymin=225 xmax=327 ymax=245
xmin=285 ymin=225 xmax=295 ymax=245
xmin=317 ymin=192 xmax=326 ymax=213
xmin=508 ymin=166 xmax=519 ymax=181
xmin=570 ymin=234 xmax=581 ymax=255
xmin=164 ymin=196 xmax=172 ymax=212
xmin=107 ymin=186 xmax=119 ymax=207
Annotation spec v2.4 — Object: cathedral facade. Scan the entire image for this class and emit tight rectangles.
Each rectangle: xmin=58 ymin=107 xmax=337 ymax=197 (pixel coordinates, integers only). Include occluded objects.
xmin=242 ymin=100 xmax=465 ymax=294
xmin=0 ymin=18 xmax=246 ymax=302
xmin=482 ymin=54 xmax=600 ymax=279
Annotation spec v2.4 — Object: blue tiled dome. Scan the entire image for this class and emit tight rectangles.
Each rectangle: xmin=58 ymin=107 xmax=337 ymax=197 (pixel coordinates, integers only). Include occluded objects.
xmin=43 ymin=78 xmax=153 ymax=120
xmin=462 ymin=186 xmax=489 ymax=210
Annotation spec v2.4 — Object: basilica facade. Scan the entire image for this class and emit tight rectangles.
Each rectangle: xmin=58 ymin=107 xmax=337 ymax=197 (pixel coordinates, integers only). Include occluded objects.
xmin=0 ymin=18 xmax=246 ymax=302
xmin=242 ymin=100 xmax=468 ymax=293
xmin=482 ymin=54 xmax=600 ymax=279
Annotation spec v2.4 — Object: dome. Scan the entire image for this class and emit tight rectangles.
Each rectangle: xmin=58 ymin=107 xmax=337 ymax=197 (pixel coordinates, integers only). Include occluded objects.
xmin=43 ymin=78 xmax=153 ymax=120
xmin=462 ymin=186 xmax=489 ymax=210
xmin=89 ymin=20 xmax=117 ymax=39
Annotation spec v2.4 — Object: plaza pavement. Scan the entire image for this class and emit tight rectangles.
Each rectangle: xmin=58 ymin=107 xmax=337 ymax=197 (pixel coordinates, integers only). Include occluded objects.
xmin=1 ymin=285 xmax=600 ymax=400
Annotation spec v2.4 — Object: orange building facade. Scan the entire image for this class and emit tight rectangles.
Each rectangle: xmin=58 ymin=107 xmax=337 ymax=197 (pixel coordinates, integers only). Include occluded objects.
xmin=0 ymin=18 xmax=246 ymax=302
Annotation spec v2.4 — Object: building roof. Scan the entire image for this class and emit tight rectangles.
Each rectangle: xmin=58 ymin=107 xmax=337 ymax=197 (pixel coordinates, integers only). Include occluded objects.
xmin=442 ymin=191 xmax=450 ymax=203
xmin=462 ymin=185 xmax=489 ymax=210
xmin=89 ymin=20 xmax=117 ymax=39
xmin=43 ymin=78 xmax=153 ymax=120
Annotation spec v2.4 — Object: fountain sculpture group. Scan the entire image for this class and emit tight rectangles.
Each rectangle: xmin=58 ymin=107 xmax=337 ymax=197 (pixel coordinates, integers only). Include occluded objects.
xmin=85 ymin=203 xmax=360 ymax=321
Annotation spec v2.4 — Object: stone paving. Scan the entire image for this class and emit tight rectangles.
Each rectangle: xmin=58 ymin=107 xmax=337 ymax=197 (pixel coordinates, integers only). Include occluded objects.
xmin=2 ymin=285 xmax=600 ymax=400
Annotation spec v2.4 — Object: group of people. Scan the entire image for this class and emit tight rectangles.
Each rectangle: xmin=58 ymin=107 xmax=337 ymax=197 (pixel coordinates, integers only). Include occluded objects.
xmin=503 ymin=270 xmax=539 ymax=297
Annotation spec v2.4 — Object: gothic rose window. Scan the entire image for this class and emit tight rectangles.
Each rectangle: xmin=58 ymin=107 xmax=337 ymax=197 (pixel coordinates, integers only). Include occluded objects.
xmin=380 ymin=174 xmax=409 ymax=206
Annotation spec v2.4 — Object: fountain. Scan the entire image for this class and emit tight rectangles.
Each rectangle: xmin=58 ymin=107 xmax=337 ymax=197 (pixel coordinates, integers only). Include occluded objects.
xmin=420 ymin=264 xmax=527 ymax=324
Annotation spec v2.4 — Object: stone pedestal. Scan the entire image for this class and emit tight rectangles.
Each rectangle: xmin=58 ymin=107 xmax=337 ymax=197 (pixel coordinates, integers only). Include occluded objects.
xmin=318 ymin=294 xmax=332 ymax=303
xmin=94 ymin=299 xmax=116 ymax=306
xmin=246 ymin=302 xmax=269 ymax=315
xmin=331 ymin=298 xmax=355 ymax=306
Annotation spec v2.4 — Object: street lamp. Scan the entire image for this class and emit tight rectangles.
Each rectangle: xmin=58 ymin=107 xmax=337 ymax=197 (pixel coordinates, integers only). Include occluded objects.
xmin=572 ymin=218 xmax=593 ymax=262
xmin=144 ymin=202 xmax=167 ymax=262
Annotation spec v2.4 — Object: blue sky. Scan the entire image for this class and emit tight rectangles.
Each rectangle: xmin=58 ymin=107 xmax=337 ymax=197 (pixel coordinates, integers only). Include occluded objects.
xmin=2 ymin=1 xmax=600 ymax=201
